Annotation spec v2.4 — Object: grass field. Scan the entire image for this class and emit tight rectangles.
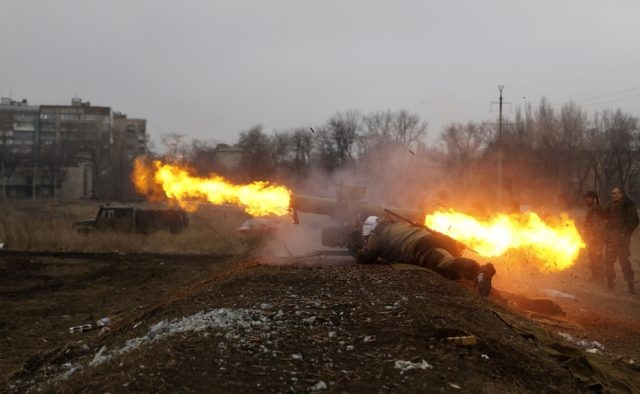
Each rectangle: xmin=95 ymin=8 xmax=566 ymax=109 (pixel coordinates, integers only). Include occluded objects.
xmin=0 ymin=200 xmax=252 ymax=254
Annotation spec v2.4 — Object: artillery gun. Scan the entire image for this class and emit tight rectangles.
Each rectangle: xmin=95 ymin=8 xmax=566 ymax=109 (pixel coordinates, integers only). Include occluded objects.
xmin=288 ymin=184 xmax=424 ymax=254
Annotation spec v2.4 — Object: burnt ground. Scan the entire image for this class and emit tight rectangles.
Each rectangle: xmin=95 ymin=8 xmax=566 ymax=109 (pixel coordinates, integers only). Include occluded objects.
xmin=1 ymin=251 xmax=640 ymax=393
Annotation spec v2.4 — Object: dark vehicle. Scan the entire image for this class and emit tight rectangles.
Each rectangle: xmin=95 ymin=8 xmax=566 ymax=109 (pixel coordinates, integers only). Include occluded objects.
xmin=236 ymin=217 xmax=279 ymax=246
xmin=73 ymin=205 xmax=189 ymax=234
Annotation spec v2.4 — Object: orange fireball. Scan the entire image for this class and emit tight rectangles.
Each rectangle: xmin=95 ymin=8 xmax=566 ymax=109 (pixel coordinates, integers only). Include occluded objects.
xmin=425 ymin=210 xmax=585 ymax=272
xmin=132 ymin=157 xmax=291 ymax=216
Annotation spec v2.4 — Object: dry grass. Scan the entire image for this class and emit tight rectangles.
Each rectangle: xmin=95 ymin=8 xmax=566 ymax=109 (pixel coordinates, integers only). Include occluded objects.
xmin=0 ymin=200 xmax=250 ymax=254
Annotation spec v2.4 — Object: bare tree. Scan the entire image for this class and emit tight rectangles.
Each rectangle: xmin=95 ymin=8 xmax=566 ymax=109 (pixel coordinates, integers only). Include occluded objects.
xmin=271 ymin=131 xmax=292 ymax=169
xmin=534 ymin=97 xmax=560 ymax=151
xmin=394 ymin=110 xmax=428 ymax=146
xmin=556 ymin=102 xmax=590 ymax=199
xmin=269 ymin=128 xmax=313 ymax=183
xmin=187 ymin=139 xmax=220 ymax=175
xmin=360 ymin=110 xmax=395 ymax=153
xmin=161 ymin=132 xmax=187 ymax=160
xmin=595 ymin=109 xmax=640 ymax=193
xmin=290 ymin=128 xmax=313 ymax=181
xmin=582 ymin=123 xmax=608 ymax=193
xmin=438 ymin=121 xmax=491 ymax=171
xmin=314 ymin=110 xmax=361 ymax=172
xmin=237 ymin=124 xmax=274 ymax=180
xmin=360 ymin=110 xmax=427 ymax=153
xmin=508 ymin=102 xmax=535 ymax=147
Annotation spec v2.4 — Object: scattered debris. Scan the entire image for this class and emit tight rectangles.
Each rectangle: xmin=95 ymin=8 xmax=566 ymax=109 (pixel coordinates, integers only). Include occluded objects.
xmin=557 ymin=332 xmax=604 ymax=352
xmin=394 ymin=360 xmax=433 ymax=373
xmin=69 ymin=317 xmax=112 ymax=334
xmin=447 ymin=335 xmax=477 ymax=346
xmin=542 ymin=289 xmax=576 ymax=300
xmin=69 ymin=324 xmax=93 ymax=334
xmin=58 ymin=363 xmax=84 ymax=381
xmin=308 ymin=380 xmax=326 ymax=391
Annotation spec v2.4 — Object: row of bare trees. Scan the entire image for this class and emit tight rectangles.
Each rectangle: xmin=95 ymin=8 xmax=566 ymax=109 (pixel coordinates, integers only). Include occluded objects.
xmin=168 ymin=100 xmax=639 ymax=209
xmin=177 ymin=110 xmax=428 ymax=191
xmin=435 ymin=99 xmax=640 ymax=208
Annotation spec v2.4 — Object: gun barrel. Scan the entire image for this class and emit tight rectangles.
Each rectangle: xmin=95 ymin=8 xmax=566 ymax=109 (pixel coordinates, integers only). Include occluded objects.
xmin=290 ymin=193 xmax=339 ymax=217
xmin=290 ymin=193 xmax=424 ymax=223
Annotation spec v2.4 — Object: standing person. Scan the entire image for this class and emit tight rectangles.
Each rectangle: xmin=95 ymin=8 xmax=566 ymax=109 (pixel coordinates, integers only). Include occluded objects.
xmin=356 ymin=216 xmax=496 ymax=296
xmin=601 ymin=187 xmax=639 ymax=294
xmin=583 ymin=191 xmax=606 ymax=283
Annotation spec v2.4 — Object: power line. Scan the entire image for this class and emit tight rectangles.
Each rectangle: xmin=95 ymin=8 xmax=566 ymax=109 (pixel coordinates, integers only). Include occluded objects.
xmin=572 ymin=85 xmax=640 ymax=103
xmin=580 ymin=93 xmax=640 ymax=107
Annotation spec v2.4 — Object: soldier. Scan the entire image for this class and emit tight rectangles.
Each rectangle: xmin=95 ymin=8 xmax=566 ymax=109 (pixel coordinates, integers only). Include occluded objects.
xmin=356 ymin=216 xmax=496 ymax=296
xmin=583 ymin=191 xmax=606 ymax=283
xmin=601 ymin=187 xmax=639 ymax=294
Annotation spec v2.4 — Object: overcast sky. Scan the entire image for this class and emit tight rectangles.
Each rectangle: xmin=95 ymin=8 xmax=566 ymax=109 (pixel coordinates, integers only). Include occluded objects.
xmin=2 ymin=0 xmax=639 ymax=146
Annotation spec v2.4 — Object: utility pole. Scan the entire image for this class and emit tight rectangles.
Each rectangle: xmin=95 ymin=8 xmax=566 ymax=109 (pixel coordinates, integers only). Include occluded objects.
xmin=489 ymin=86 xmax=509 ymax=210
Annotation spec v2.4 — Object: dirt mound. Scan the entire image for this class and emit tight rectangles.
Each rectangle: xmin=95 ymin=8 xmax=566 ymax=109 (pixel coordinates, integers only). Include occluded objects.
xmin=5 ymin=260 xmax=585 ymax=393
xmin=4 ymin=252 xmax=640 ymax=393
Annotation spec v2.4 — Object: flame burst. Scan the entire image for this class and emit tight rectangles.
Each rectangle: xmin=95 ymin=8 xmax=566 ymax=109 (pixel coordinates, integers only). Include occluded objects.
xmin=425 ymin=210 xmax=585 ymax=271
xmin=132 ymin=157 xmax=291 ymax=216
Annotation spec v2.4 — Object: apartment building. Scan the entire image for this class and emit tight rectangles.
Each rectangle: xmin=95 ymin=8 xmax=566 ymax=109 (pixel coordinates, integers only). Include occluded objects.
xmin=0 ymin=98 xmax=40 ymax=198
xmin=0 ymin=97 xmax=147 ymax=199
xmin=113 ymin=112 xmax=148 ymax=198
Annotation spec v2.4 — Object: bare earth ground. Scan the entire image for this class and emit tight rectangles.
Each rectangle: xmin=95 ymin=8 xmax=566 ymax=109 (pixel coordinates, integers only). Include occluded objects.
xmin=2 ymin=249 xmax=640 ymax=393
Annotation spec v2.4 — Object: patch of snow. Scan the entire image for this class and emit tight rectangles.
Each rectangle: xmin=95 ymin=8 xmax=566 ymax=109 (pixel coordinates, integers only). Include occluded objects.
xmin=394 ymin=359 xmax=432 ymax=372
xmin=51 ymin=363 xmax=84 ymax=383
xmin=90 ymin=308 xmax=269 ymax=367
xmin=558 ymin=332 xmax=604 ymax=351
xmin=308 ymin=381 xmax=327 ymax=391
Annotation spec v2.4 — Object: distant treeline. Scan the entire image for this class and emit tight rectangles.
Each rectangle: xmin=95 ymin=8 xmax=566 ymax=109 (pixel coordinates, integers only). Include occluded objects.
xmin=161 ymin=99 xmax=640 ymax=211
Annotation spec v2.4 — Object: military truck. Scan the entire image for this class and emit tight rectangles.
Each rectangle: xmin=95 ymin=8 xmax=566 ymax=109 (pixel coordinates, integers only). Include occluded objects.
xmin=72 ymin=205 xmax=189 ymax=234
